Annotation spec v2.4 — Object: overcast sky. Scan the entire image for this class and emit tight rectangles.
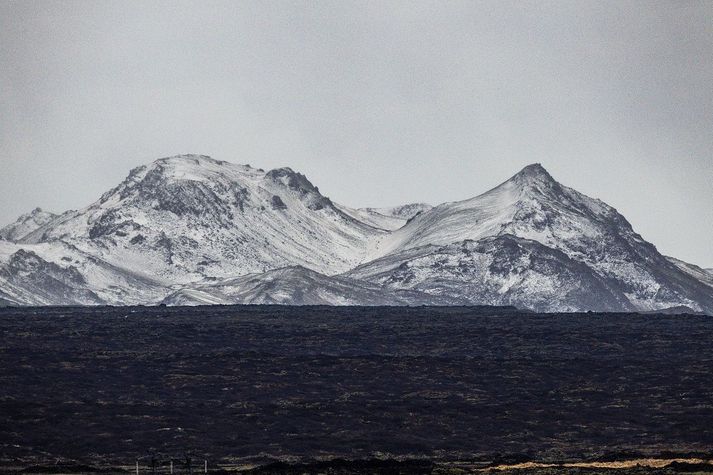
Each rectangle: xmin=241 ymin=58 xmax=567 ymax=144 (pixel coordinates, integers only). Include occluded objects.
xmin=1 ymin=0 xmax=711 ymax=266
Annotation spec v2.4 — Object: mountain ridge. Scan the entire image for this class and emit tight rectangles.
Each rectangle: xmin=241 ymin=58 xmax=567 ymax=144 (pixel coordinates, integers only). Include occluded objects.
xmin=1 ymin=154 xmax=711 ymax=313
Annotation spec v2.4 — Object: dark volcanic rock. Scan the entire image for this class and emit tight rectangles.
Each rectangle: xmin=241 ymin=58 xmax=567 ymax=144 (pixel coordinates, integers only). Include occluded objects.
xmin=1 ymin=306 xmax=712 ymax=467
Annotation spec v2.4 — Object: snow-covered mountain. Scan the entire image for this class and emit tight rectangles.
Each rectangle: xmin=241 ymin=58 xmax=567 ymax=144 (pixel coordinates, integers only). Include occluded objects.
xmin=359 ymin=164 xmax=713 ymax=313
xmin=18 ymin=155 xmax=385 ymax=282
xmin=0 ymin=208 xmax=58 ymax=241
xmin=1 ymin=155 xmax=711 ymax=313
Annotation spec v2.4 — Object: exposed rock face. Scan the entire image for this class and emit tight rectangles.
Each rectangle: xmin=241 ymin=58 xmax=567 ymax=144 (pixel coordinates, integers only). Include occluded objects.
xmin=0 ymin=155 xmax=711 ymax=313
xmin=270 ymin=195 xmax=287 ymax=210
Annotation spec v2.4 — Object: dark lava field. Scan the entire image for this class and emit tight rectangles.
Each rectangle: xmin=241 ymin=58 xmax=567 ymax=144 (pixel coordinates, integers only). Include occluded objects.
xmin=1 ymin=305 xmax=712 ymax=471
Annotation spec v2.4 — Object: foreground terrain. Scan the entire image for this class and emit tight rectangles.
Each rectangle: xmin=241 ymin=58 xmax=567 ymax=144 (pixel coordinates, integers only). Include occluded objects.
xmin=0 ymin=306 xmax=712 ymax=474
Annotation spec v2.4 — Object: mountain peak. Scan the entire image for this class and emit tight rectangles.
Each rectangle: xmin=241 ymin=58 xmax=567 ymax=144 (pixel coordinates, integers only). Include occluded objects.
xmin=155 ymin=154 xmax=218 ymax=164
xmin=151 ymin=153 xmax=228 ymax=167
xmin=126 ymin=154 xmax=264 ymax=187
xmin=504 ymin=163 xmax=562 ymax=198
xmin=511 ymin=163 xmax=555 ymax=184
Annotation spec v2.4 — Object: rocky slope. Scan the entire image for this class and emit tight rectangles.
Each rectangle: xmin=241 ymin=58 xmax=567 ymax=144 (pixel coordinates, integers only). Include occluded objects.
xmin=1 ymin=156 xmax=711 ymax=312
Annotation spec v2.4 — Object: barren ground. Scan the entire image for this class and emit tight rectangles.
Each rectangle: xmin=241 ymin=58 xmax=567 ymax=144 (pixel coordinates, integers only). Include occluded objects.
xmin=0 ymin=305 xmax=712 ymax=473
